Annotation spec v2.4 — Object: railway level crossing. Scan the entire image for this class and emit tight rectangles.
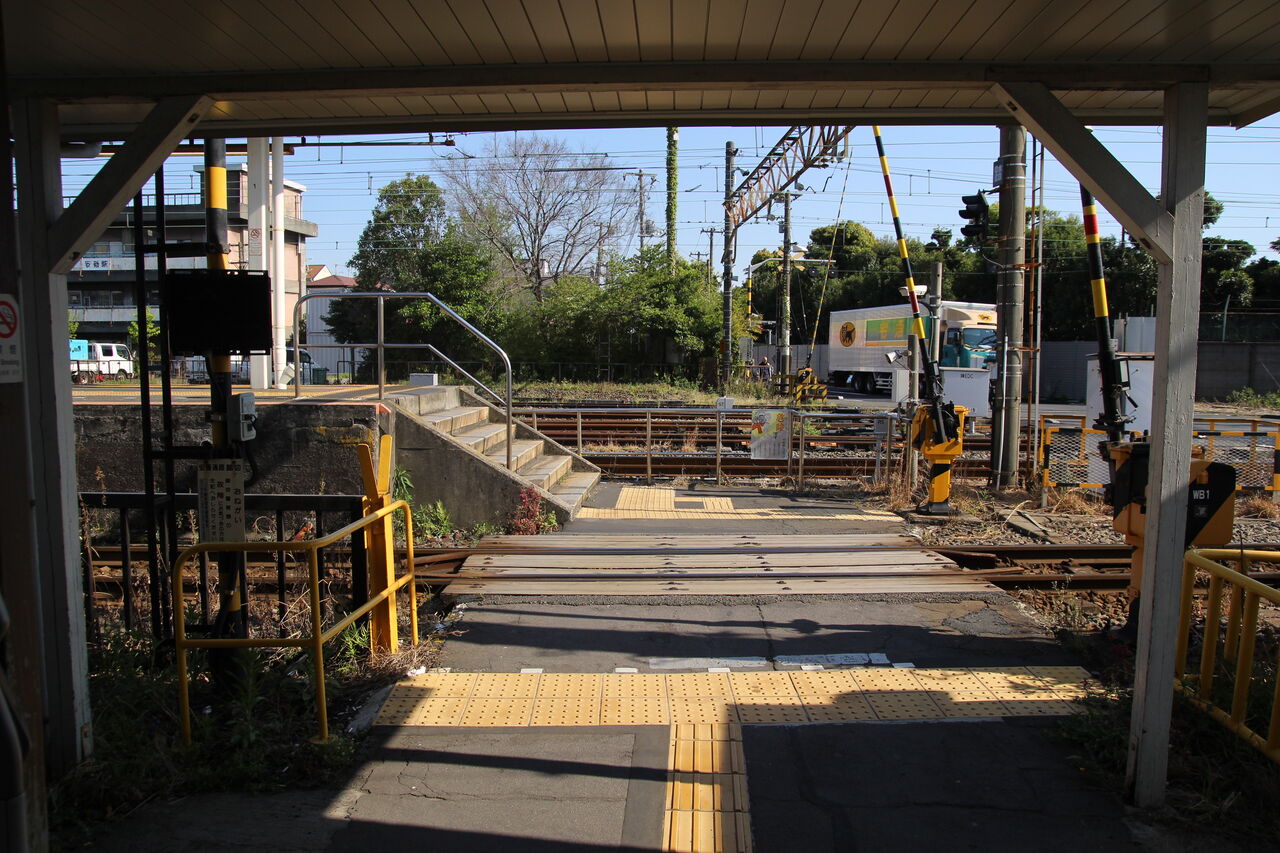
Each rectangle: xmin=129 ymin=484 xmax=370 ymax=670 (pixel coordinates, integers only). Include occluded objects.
xmin=351 ymin=487 xmax=1115 ymax=853
xmin=5 ymin=2 xmax=1280 ymax=849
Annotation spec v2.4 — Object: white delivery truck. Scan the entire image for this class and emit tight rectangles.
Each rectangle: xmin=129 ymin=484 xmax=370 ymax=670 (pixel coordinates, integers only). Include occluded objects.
xmin=828 ymin=301 xmax=997 ymax=394
xmin=69 ymin=339 xmax=135 ymax=383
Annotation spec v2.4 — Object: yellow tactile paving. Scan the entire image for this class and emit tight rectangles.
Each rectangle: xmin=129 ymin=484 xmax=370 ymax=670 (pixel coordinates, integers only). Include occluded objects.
xmin=369 ymin=668 xmax=1097 ymax=853
xmin=578 ymin=507 xmax=901 ymax=520
xmin=663 ymin=723 xmax=753 ymax=853
xmin=372 ymin=667 xmax=1097 ymax=727
xmin=727 ymin=672 xmax=799 ymax=699
xmin=580 ymin=486 xmax=899 ymax=521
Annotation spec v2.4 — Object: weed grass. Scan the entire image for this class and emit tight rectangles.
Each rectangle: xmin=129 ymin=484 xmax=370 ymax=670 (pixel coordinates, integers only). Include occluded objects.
xmin=1044 ymin=602 xmax=1280 ymax=845
xmin=51 ymin=617 xmax=438 ymax=849
xmin=512 ymin=378 xmax=782 ymax=407
xmin=1224 ymin=387 xmax=1280 ymax=410
xmin=1237 ymin=492 xmax=1280 ymax=520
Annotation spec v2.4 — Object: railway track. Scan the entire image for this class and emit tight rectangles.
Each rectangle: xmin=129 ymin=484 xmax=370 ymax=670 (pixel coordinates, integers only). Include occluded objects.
xmin=408 ymin=541 xmax=1280 ymax=593
xmin=86 ymin=542 xmax=1280 ymax=598
xmin=502 ymin=408 xmax=1031 ymax=480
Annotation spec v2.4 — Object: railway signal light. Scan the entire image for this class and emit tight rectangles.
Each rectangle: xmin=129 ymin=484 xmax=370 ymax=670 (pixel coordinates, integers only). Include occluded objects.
xmin=959 ymin=192 xmax=989 ymax=243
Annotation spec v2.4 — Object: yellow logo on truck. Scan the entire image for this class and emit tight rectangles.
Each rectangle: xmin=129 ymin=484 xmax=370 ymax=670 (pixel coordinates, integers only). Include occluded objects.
xmin=977 ymin=313 xmax=994 ymax=322
xmin=838 ymin=322 xmax=856 ymax=347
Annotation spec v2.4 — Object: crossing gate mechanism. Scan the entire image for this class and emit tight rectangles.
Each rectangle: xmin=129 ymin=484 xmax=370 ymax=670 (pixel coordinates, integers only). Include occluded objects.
xmin=1109 ymin=442 xmax=1236 ymax=598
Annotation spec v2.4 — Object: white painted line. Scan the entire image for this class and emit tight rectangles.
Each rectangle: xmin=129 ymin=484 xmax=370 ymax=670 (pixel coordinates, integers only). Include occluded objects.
xmin=869 ymin=653 xmax=891 ymax=665
xmin=800 ymin=664 xmax=825 ymax=671
xmin=520 ymin=668 xmax=544 ymax=674
xmin=614 ymin=667 xmax=639 ymax=673
xmin=708 ymin=667 xmax=731 ymax=673
xmin=427 ymin=667 xmax=452 ymax=673
xmin=647 ymin=657 xmax=769 ymax=670
xmin=892 ymin=662 xmax=917 ymax=668
xmin=776 ymin=653 xmax=871 ymax=667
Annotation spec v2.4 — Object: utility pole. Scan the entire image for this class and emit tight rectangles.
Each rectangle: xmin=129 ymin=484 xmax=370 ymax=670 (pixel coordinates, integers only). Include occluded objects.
xmin=721 ymin=142 xmax=736 ymax=391
xmin=596 ymin=226 xmax=607 ymax=285
xmin=700 ymin=226 xmax=717 ymax=286
xmin=929 ymin=261 xmax=943 ymax=365
xmin=992 ymin=126 xmax=1027 ymax=489
xmin=635 ymin=170 xmax=651 ymax=251
xmin=780 ymin=191 xmax=794 ymax=380
xmin=666 ymin=127 xmax=678 ymax=274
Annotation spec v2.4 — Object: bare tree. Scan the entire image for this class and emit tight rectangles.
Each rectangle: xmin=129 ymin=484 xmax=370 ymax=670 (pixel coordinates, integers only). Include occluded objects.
xmin=440 ymin=135 xmax=633 ymax=301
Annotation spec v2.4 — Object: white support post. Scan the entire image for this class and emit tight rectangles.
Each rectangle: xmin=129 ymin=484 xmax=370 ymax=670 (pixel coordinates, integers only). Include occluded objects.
xmin=247 ymin=138 xmax=270 ymax=389
xmin=13 ymin=98 xmax=92 ymax=774
xmin=271 ymin=136 xmax=287 ymax=387
xmin=1126 ymin=81 xmax=1208 ymax=808
xmin=993 ymin=79 xmax=1209 ymax=806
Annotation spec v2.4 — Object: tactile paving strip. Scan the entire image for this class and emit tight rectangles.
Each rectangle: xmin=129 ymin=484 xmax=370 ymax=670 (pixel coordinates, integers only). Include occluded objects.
xmin=372 ymin=666 xmax=1098 ymax=728
xmin=663 ymin=723 xmax=753 ymax=853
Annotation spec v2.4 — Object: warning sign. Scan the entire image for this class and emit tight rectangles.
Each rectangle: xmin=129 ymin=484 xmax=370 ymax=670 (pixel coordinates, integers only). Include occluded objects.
xmin=750 ymin=410 xmax=791 ymax=460
xmin=197 ymin=460 xmax=246 ymax=543
xmin=0 ymin=295 xmax=21 ymax=383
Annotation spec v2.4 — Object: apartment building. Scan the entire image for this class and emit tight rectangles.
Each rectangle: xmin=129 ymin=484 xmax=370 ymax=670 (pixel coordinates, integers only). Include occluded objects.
xmin=67 ymin=163 xmax=318 ymax=341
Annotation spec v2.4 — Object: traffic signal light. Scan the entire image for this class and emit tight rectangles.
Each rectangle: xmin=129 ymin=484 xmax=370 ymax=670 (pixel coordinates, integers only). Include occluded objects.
xmin=959 ymin=192 xmax=989 ymax=242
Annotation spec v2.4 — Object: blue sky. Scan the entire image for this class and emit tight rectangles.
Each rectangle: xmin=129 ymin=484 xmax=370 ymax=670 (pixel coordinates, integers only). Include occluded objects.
xmin=60 ymin=122 xmax=1280 ymax=279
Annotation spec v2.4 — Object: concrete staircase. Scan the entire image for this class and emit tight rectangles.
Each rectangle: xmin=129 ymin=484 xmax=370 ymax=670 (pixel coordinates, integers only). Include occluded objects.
xmin=388 ymin=386 xmax=600 ymax=528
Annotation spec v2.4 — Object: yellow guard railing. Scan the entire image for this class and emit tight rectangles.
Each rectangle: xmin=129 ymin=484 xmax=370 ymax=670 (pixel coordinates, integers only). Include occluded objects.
xmin=173 ymin=437 xmax=417 ymax=744
xmin=1177 ymin=548 xmax=1280 ymax=763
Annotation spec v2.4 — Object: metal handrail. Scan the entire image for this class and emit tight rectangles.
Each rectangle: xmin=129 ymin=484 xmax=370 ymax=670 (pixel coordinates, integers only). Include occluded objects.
xmin=171 ymin=499 xmax=418 ymax=745
xmin=292 ymin=291 xmax=514 ymax=470
xmin=1177 ymin=548 xmax=1280 ymax=764
xmin=426 ymin=345 xmax=505 ymax=410
xmin=421 ymin=294 xmax=513 ymax=472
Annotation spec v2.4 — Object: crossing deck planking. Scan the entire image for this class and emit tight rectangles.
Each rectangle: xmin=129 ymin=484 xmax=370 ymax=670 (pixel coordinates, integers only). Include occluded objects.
xmin=441 ymin=534 xmax=992 ymax=595
xmin=468 ymin=552 xmax=954 ymax=569
xmin=442 ymin=576 xmax=999 ymax=596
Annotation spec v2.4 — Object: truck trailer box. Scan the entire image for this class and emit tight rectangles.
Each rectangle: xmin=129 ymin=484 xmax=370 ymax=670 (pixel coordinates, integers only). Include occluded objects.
xmin=827 ymin=301 xmax=995 ymax=393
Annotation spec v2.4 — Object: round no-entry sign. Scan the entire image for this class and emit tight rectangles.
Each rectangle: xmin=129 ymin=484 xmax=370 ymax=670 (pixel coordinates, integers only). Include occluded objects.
xmin=0 ymin=296 xmax=17 ymax=339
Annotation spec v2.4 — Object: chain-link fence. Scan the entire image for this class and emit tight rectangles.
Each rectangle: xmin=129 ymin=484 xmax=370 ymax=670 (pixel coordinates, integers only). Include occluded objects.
xmin=1191 ymin=430 xmax=1280 ymax=491
xmin=1040 ymin=418 xmax=1280 ymax=492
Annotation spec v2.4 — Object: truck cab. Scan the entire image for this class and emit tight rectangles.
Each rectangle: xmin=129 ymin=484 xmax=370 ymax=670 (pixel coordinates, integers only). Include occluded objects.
xmin=938 ymin=307 xmax=996 ymax=369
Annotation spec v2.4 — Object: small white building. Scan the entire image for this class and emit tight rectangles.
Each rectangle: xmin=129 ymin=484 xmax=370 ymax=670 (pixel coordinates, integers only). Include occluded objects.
xmin=304 ymin=266 xmax=361 ymax=379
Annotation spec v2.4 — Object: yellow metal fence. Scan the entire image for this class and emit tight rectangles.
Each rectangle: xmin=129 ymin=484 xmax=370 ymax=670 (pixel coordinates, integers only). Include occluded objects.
xmin=172 ymin=499 xmax=419 ymax=744
xmin=1176 ymin=549 xmax=1280 ymax=763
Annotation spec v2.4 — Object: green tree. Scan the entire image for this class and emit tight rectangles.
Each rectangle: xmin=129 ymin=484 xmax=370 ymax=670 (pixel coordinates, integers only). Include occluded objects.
xmin=126 ymin=316 xmax=161 ymax=363
xmin=1200 ymin=236 xmax=1255 ymax=308
xmin=68 ymin=313 xmax=79 ymax=340
xmin=596 ymin=246 xmax=720 ymax=369
xmin=325 ymin=175 xmax=501 ymax=379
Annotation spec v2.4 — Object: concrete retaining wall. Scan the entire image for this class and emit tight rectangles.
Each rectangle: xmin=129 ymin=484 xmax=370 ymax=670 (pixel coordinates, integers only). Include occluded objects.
xmin=74 ymin=401 xmax=389 ymax=495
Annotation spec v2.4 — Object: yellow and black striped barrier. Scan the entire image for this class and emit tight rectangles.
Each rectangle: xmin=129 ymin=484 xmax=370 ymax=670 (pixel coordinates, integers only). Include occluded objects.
xmin=792 ymin=368 xmax=827 ymax=403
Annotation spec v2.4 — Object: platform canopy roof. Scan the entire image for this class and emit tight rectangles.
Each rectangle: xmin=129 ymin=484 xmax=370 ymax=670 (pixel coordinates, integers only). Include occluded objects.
xmin=7 ymin=0 xmax=1280 ymax=138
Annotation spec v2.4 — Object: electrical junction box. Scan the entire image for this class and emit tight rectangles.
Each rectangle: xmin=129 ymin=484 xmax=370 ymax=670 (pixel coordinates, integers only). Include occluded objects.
xmin=230 ymin=392 xmax=257 ymax=442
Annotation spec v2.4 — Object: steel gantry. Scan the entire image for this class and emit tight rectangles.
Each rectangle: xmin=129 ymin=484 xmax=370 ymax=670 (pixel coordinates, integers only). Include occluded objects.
xmin=718 ymin=126 xmax=853 ymax=387
xmin=725 ymin=125 xmax=853 ymax=231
